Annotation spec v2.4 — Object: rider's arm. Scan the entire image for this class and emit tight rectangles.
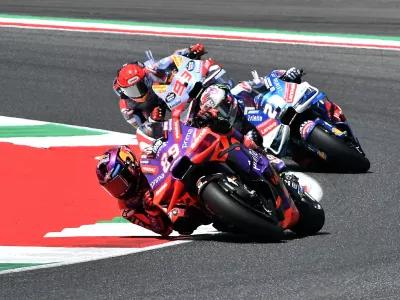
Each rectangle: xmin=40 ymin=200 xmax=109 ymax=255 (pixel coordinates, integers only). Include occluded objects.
xmin=173 ymin=44 xmax=206 ymax=59
xmin=118 ymin=199 xmax=173 ymax=236
xmin=145 ymin=44 xmax=206 ymax=82
xmin=119 ymin=98 xmax=146 ymax=129
xmin=271 ymin=68 xmax=303 ymax=84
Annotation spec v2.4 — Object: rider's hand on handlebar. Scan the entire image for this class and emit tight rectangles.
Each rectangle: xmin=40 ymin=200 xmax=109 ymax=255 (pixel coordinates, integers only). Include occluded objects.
xmin=188 ymin=44 xmax=206 ymax=59
xmin=150 ymin=106 xmax=165 ymax=122
xmin=283 ymin=67 xmax=304 ymax=83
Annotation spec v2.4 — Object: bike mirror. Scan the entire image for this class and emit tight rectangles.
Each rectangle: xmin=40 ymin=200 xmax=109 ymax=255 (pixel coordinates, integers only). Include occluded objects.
xmin=145 ymin=50 xmax=155 ymax=64
xmin=203 ymin=65 xmax=222 ymax=87
xmin=189 ymin=82 xmax=204 ymax=100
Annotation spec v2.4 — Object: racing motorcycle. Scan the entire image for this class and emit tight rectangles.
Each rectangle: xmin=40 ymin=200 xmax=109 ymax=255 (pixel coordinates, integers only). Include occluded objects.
xmin=235 ymin=71 xmax=370 ymax=173
xmin=134 ymin=53 xmax=325 ymax=238
xmin=135 ymin=107 xmax=325 ymax=239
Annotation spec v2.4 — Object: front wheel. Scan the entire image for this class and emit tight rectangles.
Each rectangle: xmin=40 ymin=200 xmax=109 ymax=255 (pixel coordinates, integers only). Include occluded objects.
xmin=201 ymin=180 xmax=284 ymax=240
xmin=290 ymin=193 xmax=325 ymax=236
xmin=307 ymin=125 xmax=370 ymax=173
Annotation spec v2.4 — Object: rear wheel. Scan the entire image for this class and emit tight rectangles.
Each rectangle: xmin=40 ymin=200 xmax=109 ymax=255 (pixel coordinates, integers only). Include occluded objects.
xmin=307 ymin=126 xmax=370 ymax=173
xmin=201 ymin=178 xmax=284 ymax=240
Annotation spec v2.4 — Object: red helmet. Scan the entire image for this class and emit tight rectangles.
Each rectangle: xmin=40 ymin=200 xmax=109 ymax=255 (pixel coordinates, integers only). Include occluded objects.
xmin=116 ymin=62 xmax=150 ymax=103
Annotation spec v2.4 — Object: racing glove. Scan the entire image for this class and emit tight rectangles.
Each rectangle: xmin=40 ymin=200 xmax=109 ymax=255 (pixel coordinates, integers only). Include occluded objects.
xmin=150 ymin=106 xmax=165 ymax=122
xmin=282 ymin=67 xmax=304 ymax=83
xmin=197 ymin=109 xmax=232 ymax=134
xmin=188 ymin=44 xmax=206 ymax=59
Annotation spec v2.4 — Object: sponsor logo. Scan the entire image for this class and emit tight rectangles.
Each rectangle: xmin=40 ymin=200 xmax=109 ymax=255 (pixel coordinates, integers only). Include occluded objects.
xmin=173 ymin=119 xmax=182 ymax=142
xmin=165 ymin=92 xmax=176 ymax=103
xmin=186 ymin=60 xmax=195 ymax=71
xmin=155 ymin=181 xmax=168 ymax=197
xmin=182 ymin=128 xmax=194 ymax=149
xmin=127 ymin=76 xmax=139 ymax=84
xmin=299 ymin=120 xmax=315 ymax=139
xmin=273 ymin=77 xmax=283 ymax=92
xmin=168 ymin=98 xmax=181 ymax=109
xmin=266 ymin=77 xmax=273 ymax=89
xmin=140 ymin=159 xmax=150 ymax=165
xmin=243 ymin=107 xmax=259 ymax=115
xmin=256 ymin=119 xmax=278 ymax=136
xmin=284 ymin=83 xmax=297 ymax=104
xmin=149 ymin=139 xmax=167 ymax=157
xmin=152 ymin=84 xmax=168 ymax=94
xmin=247 ymin=115 xmax=263 ymax=122
xmin=142 ymin=165 xmax=159 ymax=175
xmin=248 ymin=149 xmax=261 ymax=171
xmin=201 ymin=59 xmax=212 ymax=75
xmin=152 ymin=139 xmax=163 ymax=152
xmin=190 ymin=128 xmax=208 ymax=150
xmin=172 ymin=55 xmax=184 ymax=69
xmin=150 ymin=172 xmax=165 ymax=189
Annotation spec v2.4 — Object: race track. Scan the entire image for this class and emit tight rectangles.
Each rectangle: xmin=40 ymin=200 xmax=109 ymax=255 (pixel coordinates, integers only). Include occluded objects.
xmin=1 ymin=1 xmax=400 ymax=299
xmin=1 ymin=0 xmax=400 ymax=36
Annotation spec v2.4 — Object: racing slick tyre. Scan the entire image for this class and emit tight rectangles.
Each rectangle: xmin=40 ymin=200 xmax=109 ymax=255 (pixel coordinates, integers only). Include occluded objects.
xmin=289 ymin=192 xmax=325 ymax=236
xmin=307 ymin=125 xmax=370 ymax=173
xmin=201 ymin=180 xmax=284 ymax=241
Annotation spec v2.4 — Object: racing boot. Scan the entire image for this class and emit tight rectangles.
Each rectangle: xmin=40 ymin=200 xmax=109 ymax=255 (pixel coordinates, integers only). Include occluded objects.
xmin=168 ymin=207 xmax=212 ymax=235
xmin=280 ymin=173 xmax=304 ymax=203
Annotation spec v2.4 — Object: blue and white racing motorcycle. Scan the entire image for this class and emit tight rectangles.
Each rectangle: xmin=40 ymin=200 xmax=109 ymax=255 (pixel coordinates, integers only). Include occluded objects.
xmin=237 ymin=71 xmax=370 ymax=173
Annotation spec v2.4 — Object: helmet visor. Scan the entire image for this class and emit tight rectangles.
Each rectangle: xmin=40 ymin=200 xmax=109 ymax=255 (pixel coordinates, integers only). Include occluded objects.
xmin=120 ymin=81 xmax=148 ymax=101
xmin=102 ymin=173 xmax=131 ymax=198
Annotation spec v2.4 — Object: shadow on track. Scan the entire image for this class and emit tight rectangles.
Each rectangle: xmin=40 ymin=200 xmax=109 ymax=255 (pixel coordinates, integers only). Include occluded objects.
xmin=115 ymin=231 xmax=331 ymax=244
xmin=284 ymin=162 xmax=374 ymax=175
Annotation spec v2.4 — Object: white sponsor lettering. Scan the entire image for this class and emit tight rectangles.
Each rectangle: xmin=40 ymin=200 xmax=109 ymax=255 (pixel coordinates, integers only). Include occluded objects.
xmin=150 ymin=172 xmax=165 ymax=189
xmin=173 ymin=120 xmax=181 ymax=140
xmin=247 ymin=115 xmax=262 ymax=122
xmin=155 ymin=182 xmax=168 ymax=197
xmin=127 ymin=76 xmax=139 ymax=84
xmin=248 ymin=149 xmax=261 ymax=171
xmin=273 ymin=77 xmax=283 ymax=92
xmin=182 ymin=128 xmax=194 ymax=149
xmin=190 ymin=128 xmax=207 ymax=150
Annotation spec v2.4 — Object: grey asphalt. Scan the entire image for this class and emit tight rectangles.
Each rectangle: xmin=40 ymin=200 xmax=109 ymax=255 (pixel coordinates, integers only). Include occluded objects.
xmin=1 ymin=0 xmax=400 ymax=36
xmin=1 ymin=26 xmax=400 ymax=299
xmin=1 ymin=1 xmax=400 ymax=298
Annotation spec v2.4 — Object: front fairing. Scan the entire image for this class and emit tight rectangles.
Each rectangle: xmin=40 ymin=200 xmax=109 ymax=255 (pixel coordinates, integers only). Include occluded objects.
xmin=152 ymin=55 xmax=204 ymax=110
xmin=309 ymin=93 xmax=359 ymax=140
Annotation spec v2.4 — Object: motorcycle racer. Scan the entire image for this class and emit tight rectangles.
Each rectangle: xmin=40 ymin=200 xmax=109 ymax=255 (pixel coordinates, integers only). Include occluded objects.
xmin=113 ymin=44 xmax=208 ymax=129
xmin=231 ymin=67 xmax=346 ymax=139
xmin=96 ymin=145 xmax=211 ymax=236
xmin=95 ymin=142 xmax=307 ymax=236
xmin=193 ymin=83 xmax=307 ymax=194
xmin=230 ymin=68 xmax=346 ymax=166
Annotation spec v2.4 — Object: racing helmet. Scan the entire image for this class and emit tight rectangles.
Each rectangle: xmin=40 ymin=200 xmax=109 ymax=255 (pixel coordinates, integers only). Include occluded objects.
xmin=96 ymin=146 xmax=142 ymax=199
xmin=199 ymin=84 xmax=238 ymax=122
xmin=115 ymin=62 xmax=150 ymax=103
